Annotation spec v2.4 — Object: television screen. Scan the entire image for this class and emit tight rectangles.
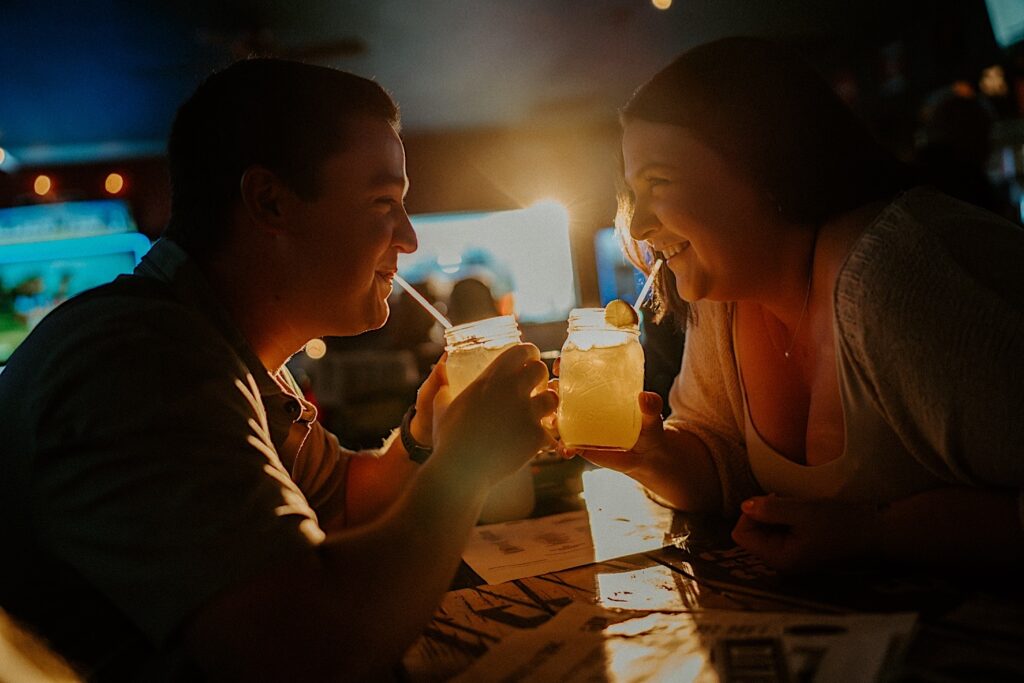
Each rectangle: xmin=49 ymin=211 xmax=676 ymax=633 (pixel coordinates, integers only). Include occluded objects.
xmin=986 ymin=0 xmax=1024 ymax=48
xmin=399 ymin=201 xmax=577 ymax=323
xmin=0 ymin=199 xmax=138 ymax=243
xmin=0 ymin=232 xmax=152 ymax=365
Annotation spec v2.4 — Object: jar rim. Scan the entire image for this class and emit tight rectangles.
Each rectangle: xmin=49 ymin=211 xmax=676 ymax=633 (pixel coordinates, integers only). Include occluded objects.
xmin=444 ymin=314 xmax=518 ymax=337
xmin=444 ymin=314 xmax=522 ymax=348
xmin=567 ymin=307 xmax=639 ymax=331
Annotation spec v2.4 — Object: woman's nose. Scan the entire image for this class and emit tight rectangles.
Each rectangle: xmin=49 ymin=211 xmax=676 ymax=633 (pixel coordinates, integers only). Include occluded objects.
xmin=629 ymin=200 xmax=659 ymax=242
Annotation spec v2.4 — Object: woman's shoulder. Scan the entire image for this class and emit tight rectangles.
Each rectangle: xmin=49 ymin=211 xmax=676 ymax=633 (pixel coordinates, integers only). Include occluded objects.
xmin=837 ymin=188 xmax=1021 ymax=306
xmin=832 ymin=187 xmax=1024 ymax=362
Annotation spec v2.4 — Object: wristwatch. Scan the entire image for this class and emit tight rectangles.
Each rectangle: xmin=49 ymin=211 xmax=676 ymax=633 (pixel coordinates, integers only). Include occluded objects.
xmin=400 ymin=405 xmax=433 ymax=464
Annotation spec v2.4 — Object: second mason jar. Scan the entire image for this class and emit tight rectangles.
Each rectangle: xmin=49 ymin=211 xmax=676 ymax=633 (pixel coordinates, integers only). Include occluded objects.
xmin=557 ymin=307 xmax=644 ymax=450
xmin=444 ymin=314 xmax=523 ymax=397
xmin=443 ymin=314 xmax=535 ymax=523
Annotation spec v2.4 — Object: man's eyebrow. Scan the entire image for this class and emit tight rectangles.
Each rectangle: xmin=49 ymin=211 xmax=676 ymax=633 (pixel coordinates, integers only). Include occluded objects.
xmin=370 ymin=171 xmax=408 ymax=189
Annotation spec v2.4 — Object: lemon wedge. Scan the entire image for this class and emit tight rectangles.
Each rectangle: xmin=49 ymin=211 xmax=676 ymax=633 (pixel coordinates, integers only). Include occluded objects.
xmin=604 ymin=299 xmax=639 ymax=327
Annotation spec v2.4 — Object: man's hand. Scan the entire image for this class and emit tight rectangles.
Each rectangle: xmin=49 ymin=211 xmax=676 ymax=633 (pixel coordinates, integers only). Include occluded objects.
xmin=410 ymin=355 xmax=447 ymax=445
xmin=431 ymin=343 xmax=557 ymax=487
xmin=731 ymin=495 xmax=881 ymax=573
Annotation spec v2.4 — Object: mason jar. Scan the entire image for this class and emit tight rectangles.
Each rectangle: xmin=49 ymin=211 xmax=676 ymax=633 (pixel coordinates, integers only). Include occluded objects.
xmin=444 ymin=314 xmax=523 ymax=397
xmin=557 ymin=307 xmax=644 ymax=450
xmin=443 ymin=314 xmax=534 ymax=523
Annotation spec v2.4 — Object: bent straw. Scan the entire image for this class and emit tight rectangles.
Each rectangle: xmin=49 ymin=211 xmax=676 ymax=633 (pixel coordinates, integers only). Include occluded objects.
xmin=393 ymin=273 xmax=453 ymax=329
xmin=633 ymin=258 xmax=664 ymax=311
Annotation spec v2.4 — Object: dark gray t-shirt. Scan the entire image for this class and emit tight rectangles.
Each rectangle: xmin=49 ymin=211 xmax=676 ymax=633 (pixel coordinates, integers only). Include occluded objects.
xmin=0 ymin=240 xmax=334 ymax=679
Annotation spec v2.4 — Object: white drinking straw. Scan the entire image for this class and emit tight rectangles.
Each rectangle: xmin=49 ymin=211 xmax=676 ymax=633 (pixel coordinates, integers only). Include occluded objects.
xmin=393 ymin=273 xmax=453 ymax=329
xmin=633 ymin=258 xmax=664 ymax=310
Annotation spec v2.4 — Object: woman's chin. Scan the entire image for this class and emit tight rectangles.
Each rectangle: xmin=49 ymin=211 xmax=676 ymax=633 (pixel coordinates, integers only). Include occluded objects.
xmin=675 ymin=281 xmax=701 ymax=303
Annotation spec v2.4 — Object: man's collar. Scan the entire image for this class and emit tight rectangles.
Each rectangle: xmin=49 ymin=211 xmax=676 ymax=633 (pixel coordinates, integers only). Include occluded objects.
xmin=135 ymin=238 xmax=284 ymax=399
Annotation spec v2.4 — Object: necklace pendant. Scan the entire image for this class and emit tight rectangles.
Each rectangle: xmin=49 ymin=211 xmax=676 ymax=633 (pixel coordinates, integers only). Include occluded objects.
xmin=784 ymin=350 xmax=792 ymax=359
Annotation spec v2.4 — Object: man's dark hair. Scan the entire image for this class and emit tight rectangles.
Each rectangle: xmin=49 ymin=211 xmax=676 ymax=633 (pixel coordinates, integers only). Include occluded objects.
xmin=615 ymin=36 xmax=918 ymax=324
xmin=165 ymin=57 xmax=400 ymax=254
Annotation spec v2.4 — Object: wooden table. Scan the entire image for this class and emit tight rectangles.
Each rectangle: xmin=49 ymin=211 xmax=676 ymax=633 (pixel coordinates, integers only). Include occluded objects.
xmin=401 ymin=462 xmax=1024 ymax=682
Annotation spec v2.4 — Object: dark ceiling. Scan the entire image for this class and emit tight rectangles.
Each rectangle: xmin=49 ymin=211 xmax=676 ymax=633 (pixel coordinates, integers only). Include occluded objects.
xmin=0 ymin=0 xmax=1003 ymax=169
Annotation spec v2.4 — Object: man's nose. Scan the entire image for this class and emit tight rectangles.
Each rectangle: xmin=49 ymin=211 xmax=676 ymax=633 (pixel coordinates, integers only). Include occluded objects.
xmin=395 ymin=210 xmax=418 ymax=254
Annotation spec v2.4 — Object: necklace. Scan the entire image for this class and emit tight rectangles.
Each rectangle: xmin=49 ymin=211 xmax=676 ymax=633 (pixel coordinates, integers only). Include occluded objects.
xmin=766 ymin=230 xmax=818 ymax=360
xmin=782 ymin=271 xmax=812 ymax=359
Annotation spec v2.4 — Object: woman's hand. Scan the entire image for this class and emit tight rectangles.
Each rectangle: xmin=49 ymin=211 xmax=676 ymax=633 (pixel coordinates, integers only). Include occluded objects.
xmin=432 ymin=344 xmax=558 ymax=487
xmin=731 ymin=495 xmax=880 ymax=573
xmin=550 ymin=357 xmax=671 ymax=476
xmin=560 ymin=391 xmax=668 ymax=475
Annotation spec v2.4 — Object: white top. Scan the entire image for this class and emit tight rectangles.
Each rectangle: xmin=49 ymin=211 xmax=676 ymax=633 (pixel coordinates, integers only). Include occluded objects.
xmin=663 ymin=187 xmax=1024 ymax=528
xmin=733 ymin=311 xmax=944 ymax=504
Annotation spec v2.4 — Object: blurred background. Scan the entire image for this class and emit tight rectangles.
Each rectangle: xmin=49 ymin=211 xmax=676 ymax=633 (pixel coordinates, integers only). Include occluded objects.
xmin=2 ymin=0 xmax=1023 ymax=447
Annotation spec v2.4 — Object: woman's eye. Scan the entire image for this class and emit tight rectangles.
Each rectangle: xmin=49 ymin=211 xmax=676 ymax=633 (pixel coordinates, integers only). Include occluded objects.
xmin=646 ymin=176 xmax=669 ymax=188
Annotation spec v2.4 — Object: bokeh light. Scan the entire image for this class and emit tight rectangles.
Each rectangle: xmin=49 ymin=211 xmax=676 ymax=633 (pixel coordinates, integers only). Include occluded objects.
xmin=304 ymin=338 xmax=327 ymax=359
xmin=105 ymin=172 xmax=125 ymax=194
xmin=34 ymin=175 xmax=52 ymax=196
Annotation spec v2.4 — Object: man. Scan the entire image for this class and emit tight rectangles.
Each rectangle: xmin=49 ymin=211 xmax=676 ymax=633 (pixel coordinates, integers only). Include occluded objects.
xmin=0 ymin=58 xmax=557 ymax=680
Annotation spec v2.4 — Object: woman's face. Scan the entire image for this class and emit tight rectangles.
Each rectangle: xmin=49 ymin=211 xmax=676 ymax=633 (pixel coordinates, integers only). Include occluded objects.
xmin=621 ymin=119 xmax=779 ymax=303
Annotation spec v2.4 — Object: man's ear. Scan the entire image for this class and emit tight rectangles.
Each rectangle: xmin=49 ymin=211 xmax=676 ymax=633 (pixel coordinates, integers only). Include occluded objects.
xmin=239 ymin=166 xmax=290 ymax=232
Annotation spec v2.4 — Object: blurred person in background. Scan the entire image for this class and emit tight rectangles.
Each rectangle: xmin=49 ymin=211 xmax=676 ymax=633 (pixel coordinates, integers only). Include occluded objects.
xmin=447 ymin=276 xmax=502 ymax=325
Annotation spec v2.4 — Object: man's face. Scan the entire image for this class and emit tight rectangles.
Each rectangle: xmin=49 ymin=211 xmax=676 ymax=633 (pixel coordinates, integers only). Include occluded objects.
xmin=286 ymin=118 xmax=416 ymax=336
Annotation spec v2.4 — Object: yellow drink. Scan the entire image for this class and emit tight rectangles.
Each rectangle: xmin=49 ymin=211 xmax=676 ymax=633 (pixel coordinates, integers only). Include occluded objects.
xmin=447 ymin=345 xmax=516 ymax=397
xmin=557 ymin=308 xmax=644 ymax=450
xmin=443 ymin=315 xmax=534 ymax=523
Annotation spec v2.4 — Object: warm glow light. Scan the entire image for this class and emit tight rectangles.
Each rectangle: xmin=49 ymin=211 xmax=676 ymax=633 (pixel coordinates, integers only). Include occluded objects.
xmin=583 ymin=469 xmax=678 ymax=562
xmin=597 ymin=565 xmax=693 ymax=611
xmin=981 ymin=65 xmax=1008 ymax=97
xmin=951 ymin=80 xmax=975 ymax=98
xmin=0 ymin=147 xmax=6 ymax=164
xmin=652 ymin=0 xmax=672 ymax=9
xmin=33 ymin=175 xmax=52 ymax=196
xmin=304 ymin=338 xmax=327 ymax=359
xmin=105 ymin=172 xmax=125 ymax=194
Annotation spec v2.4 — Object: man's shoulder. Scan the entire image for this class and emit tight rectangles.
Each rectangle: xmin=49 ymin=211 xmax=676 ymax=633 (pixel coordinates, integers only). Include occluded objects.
xmin=1 ymin=275 xmax=246 ymax=407
xmin=21 ymin=275 xmax=232 ymax=362
xmin=43 ymin=274 xmax=209 ymax=337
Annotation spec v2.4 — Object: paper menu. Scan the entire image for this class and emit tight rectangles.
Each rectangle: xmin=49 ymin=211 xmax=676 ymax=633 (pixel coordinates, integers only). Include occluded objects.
xmin=462 ymin=469 xmax=679 ymax=585
xmin=452 ymin=602 xmax=917 ymax=683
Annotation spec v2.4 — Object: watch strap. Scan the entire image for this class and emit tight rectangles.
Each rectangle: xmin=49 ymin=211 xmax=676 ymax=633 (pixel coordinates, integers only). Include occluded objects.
xmin=400 ymin=405 xmax=433 ymax=464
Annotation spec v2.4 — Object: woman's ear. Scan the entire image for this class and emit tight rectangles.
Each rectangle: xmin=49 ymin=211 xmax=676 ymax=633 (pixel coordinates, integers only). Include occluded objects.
xmin=239 ymin=166 xmax=290 ymax=232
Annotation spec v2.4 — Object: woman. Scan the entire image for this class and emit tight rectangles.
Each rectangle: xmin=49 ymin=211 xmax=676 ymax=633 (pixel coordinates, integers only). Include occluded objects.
xmin=570 ymin=37 xmax=1024 ymax=572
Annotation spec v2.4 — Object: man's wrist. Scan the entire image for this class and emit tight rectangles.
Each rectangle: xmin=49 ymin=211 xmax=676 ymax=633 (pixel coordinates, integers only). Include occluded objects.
xmin=400 ymin=406 xmax=433 ymax=464
xmin=409 ymin=410 xmax=430 ymax=445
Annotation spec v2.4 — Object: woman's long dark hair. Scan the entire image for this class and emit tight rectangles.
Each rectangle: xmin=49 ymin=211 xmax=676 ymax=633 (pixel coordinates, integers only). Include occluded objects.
xmin=617 ymin=36 xmax=918 ymax=324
